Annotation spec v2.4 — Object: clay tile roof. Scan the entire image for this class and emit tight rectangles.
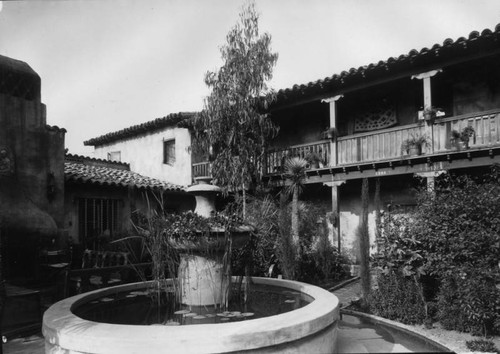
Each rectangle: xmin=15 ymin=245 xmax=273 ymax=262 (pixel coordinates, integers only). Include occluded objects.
xmin=273 ymin=22 xmax=500 ymax=107
xmin=84 ymin=112 xmax=197 ymax=147
xmin=64 ymin=154 xmax=185 ymax=192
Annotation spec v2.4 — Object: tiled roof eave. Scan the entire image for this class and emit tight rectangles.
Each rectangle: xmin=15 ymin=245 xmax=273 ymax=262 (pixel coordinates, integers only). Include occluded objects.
xmin=64 ymin=161 xmax=186 ymax=192
xmin=272 ymin=24 xmax=500 ymax=108
xmin=84 ymin=112 xmax=197 ymax=147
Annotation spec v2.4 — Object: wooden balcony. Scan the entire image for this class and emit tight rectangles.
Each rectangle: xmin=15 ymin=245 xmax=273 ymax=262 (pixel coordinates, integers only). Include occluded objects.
xmin=265 ymin=109 xmax=500 ymax=175
xmin=266 ymin=140 xmax=331 ymax=175
xmin=193 ymin=109 xmax=500 ymax=181
xmin=192 ymin=161 xmax=211 ymax=179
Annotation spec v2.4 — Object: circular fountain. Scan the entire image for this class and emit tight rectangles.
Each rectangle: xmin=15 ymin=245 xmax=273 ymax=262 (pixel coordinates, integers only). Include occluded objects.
xmin=43 ymin=278 xmax=339 ymax=353
xmin=42 ymin=178 xmax=340 ymax=353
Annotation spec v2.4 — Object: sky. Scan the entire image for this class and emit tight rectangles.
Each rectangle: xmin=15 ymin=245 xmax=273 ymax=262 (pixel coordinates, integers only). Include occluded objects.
xmin=1 ymin=0 xmax=500 ymax=155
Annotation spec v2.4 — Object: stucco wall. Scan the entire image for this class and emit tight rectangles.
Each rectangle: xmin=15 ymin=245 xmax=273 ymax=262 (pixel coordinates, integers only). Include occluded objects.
xmin=337 ymin=175 xmax=417 ymax=263
xmin=92 ymin=127 xmax=192 ymax=186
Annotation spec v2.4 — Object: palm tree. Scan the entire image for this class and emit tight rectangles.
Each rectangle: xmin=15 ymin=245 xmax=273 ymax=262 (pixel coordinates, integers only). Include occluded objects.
xmin=284 ymin=157 xmax=308 ymax=245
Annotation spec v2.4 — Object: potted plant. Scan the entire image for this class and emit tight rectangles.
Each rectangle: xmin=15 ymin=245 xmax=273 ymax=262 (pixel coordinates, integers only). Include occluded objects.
xmin=322 ymin=127 xmax=337 ymax=141
xmin=422 ymin=107 xmax=444 ymax=124
xmin=451 ymin=126 xmax=475 ymax=150
xmin=401 ymin=134 xmax=430 ymax=156
xmin=305 ymin=151 xmax=323 ymax=169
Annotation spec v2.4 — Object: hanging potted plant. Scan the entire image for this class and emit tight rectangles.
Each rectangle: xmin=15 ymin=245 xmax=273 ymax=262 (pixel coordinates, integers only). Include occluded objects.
xmin=422 ymin=107 xmax=444 ymax=125
xmin=401 ymin=134 xmax=430 ymax=156
xmin=322 ymin=127 xmax=337 ymax=141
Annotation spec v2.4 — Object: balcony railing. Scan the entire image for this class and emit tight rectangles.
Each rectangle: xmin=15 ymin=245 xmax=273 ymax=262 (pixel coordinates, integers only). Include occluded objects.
xmin=194 ymin=109 xmax=500 ymax=178
xmin=265 ymin=140 xmax=330 ymax=175
xmin=192 ymin=161 xmax=211 ymax=179
xmin=337 ymin=110 xmax=500 ymax=165
xmin=337 ymin=124 xmax=426 ymax=165
xmin=433 ymin=110 xmax=500 ymax=151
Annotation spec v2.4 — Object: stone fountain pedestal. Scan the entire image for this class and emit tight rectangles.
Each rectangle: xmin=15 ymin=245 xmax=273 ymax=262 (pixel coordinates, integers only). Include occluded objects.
xmin=178 ymin=254 xmax=226 ymax=306
xmin=180 ymin=177 xmax=250 ymax=307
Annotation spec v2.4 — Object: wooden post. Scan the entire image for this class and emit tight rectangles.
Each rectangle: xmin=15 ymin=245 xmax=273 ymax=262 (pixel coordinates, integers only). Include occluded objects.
xmin=412 ymin=69 xmax=442 ymax=154
xmin=415 ymin=171 xmax=446 ymax=192
xmin=322 ymin=95 xmax=343 ymax=167
xmin=324 ymin=180 xmax=345 ymax=253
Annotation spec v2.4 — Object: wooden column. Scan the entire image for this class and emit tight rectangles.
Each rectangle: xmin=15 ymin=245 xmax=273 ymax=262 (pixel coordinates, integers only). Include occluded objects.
xmin=415 ymin=170 xmax=446 ymax=192
xmin=324 ymin=180 xmax=345 ymax=253
xmin=412 ymin=69 xmax=442 ymax=154
xmin=322 ymin=95 xmax=343 ymax=167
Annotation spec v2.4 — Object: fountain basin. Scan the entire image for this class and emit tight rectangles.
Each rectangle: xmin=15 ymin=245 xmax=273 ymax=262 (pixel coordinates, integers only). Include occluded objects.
xmin=43 ymin=277 xmax=340 ymax=353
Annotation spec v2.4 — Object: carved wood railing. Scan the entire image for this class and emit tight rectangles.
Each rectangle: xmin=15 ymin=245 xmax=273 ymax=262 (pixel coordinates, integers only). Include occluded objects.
xmin=433 ymin=109 xmax=500 ymax=151
xmin=265 ymin=140 xmax=330 ymax=174
xmin=196 ymin=110 xmax=500 ymax=177
xmin=337 ymin=124 xmax=425 ymax=165
xmin=192 ymin=162 xmax=211 ymax=179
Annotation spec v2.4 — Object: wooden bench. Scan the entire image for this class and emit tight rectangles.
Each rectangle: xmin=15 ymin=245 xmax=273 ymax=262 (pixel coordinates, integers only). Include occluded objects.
xmin=64 ymin=250 xmax=151 ymax=297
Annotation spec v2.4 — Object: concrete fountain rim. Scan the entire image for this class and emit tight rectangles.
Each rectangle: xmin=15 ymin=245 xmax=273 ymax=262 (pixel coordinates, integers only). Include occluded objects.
xmin=43 ymin=277 xmax=339 ymax=354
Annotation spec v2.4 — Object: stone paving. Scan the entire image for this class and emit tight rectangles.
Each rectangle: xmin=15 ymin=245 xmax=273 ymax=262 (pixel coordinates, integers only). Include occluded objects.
xmin=331 ymin=279 xmax=361 ymax=308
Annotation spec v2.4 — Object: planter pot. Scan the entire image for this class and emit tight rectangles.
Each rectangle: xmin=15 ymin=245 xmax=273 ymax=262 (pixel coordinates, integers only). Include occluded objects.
xmin=408 ymin=146 xmax=422 ymax=156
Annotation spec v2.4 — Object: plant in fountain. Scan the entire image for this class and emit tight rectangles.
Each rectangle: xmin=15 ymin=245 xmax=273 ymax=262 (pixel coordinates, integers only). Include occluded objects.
xmin=191 ymin=2 xmax=279 ymax=219
xmin=133 ymin=204 xmax=245 ymax=311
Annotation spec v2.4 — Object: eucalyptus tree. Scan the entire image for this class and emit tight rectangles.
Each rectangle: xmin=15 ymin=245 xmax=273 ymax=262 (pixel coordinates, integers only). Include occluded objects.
xmin=192 ymin=2 xmax=278 ymax=219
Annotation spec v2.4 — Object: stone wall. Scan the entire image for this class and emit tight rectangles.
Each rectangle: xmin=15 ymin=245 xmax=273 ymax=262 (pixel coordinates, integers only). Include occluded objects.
xmin=0 ymin=55 xmax=66 ymax=279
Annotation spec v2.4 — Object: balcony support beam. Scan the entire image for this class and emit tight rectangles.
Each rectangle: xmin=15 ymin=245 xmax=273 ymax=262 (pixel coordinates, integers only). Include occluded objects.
xmin=323 ymin=180 xmax=345 ymax=253
xmin=322 ymin=95 xmax=343 ymax=167
xmin=412 ymin=69 xmax=442 ymax=155
xmin=415 ymin=170 xmax=446 ymax=192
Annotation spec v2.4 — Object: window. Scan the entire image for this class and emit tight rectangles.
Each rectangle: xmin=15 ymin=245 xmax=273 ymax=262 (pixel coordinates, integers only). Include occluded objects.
xmin=77 ymin=198 xmax=121 ymax=246
xmin=107 ymin=151 xmax=121 ymax=162
xmin=163 ymin=139 xmax=175 ymax=165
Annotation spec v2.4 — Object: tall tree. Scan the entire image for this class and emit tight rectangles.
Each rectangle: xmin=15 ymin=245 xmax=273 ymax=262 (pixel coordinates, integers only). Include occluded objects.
xmin=193 ymin=2 xmax=278 ymax=218
xmin=359 ymin=178 xmax=371 ymax=308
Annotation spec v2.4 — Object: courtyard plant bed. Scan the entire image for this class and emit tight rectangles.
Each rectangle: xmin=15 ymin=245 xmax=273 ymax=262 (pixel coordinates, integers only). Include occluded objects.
xmin=350 ymin=165 xmax=500 ymax=352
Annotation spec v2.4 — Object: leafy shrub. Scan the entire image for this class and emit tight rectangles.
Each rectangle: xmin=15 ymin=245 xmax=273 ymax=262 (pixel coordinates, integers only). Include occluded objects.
xmin=232 ymin=196 xmax=279 ymax=277
xmin=311 ymin=217 xmax=347 ymax=282
xmin=437 ymin=271 xmax=500 ymax=336
xmin=466 ymin=339 xmax=499 ymax=354
xmin=374 ymin=166 xmax=500 ymax=334
xmin=368 ymin=271 xmax=426 ymax=325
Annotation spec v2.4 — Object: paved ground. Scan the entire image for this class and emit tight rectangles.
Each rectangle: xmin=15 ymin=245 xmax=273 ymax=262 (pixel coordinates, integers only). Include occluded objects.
xmin=3 ymin=335 xmax=44 ymax=354
xmin=331 ymin=279 xmax=361 ymax=308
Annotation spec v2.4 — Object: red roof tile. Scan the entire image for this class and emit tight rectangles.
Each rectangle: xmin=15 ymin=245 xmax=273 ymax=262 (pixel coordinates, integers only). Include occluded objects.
xmin=84 ymin=112 xmax=197 ymax=147
xmin=64 ymin=157 xmax=186 ymax=192
xmin=273 ymin=23 xmax=500 ymax=107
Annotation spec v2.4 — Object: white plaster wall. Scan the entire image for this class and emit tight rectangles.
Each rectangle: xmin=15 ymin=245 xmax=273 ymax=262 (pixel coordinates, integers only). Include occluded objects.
xmin=340 ymin=211 xmax=378 ymax=263
xmin=93 ymin=127 xmax=192 ymax=186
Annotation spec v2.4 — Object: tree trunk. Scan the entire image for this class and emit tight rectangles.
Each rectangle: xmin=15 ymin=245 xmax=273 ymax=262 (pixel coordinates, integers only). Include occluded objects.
xmin=359 ymin=178 xmax=371 ymax=308
xmin=291 ymin=188 xmax=299 ymax=245
xmin=374 ymin=178 xmax=381 ymax=254
xmin=0 ymin=226 xmax=4 ymax=354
